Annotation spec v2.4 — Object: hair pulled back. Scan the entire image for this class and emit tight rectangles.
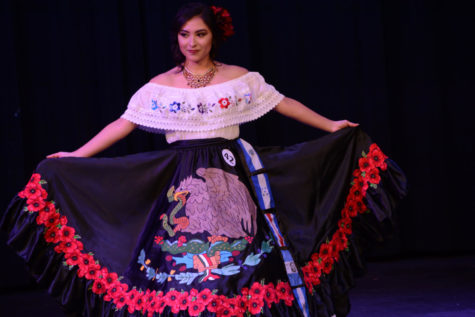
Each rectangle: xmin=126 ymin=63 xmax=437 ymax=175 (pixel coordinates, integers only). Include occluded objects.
xmin=170 ymin=2 xmax=232 ymax=68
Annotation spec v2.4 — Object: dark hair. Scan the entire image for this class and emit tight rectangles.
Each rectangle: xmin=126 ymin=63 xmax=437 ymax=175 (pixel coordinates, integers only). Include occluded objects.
xmin=170 ymin=2 xmax=226 ymax=68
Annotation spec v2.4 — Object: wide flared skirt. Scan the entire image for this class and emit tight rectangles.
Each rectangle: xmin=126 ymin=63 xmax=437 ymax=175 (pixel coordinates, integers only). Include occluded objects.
xmin=1 ymin=127 xmax=407 ymax=317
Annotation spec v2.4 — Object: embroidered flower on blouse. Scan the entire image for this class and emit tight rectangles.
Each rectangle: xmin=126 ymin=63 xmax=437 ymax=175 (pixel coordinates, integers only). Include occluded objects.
xmin=197 ymin=102 xmax=206 ymax=114
xmin=169 ymin=101 xmax=181 ymax=113
xmin=218 ymin=97 xmax=231 ymax=109
xmin=244 ymin=93 xmax=252 ymax=104
xmin=151 ymin=99 xmax=159 ymax=110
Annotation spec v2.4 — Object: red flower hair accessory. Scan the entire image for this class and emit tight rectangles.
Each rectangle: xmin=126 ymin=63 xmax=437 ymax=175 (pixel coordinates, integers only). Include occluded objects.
xmin=211 ymin=5 xmax=235 ymax=39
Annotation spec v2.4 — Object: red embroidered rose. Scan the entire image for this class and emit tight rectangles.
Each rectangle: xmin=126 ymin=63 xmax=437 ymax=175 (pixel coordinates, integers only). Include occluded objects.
xmin=54 ymin=239 xmax=83 ymax=254
xmin=165 ymin=290 xmax=180 ymax=314
xmin=144 ymin=290 xmax=159 ymax=317
xmin=227 ymin=296 xmax=239 ymax=311
xmin=27 ymin=196 xmax=46 ymax=212
xmin=354 ymin=198 xmax=367 ymax=214
xmin=331 ymin=230 xmax=348 ymax=252
xmin=263 ymin=283 xmax=277 ymax=308
xmin=318 ymin=242 xmax=333 ymax=261
xmin=188 ymin=299 xmax=206 ymax=316
xmin=355 ymin=175 xmax=370 ymax=193
xmin=310 ymin=261 xmax=322 ymax=283
xmin=113 ymin=293 xmax=128 ymax=310
xmin=349 ymin=184 xmax=365 ymax=200
xmin=133 ymin=291 xmax=146 ymax=313
xmin=41 ymin=201 xmax=56 ymax=213
xmin=36 ymin=210 xmax=58 ymax=226
xmin=84 ymin=263 xmax=101 ymax=280
xmin=156 ymin=296 xmax=167 ymax=314
xmin=344 ymin=200 xmax=359 ymax=217
xmin=44 ymin=226 xmax=62 ymax=244
xmin=58 ymin=225 xmax=75 ymax=241
xmin=218 ymin=97 xmax=231 ymax=109
xmin=359 ymin=155 xmax=375 ymax=173
xmin=234 ymin=295 xmax=248 ymax=314
xmin=367 ymin=167 xmax=381 ymax=184
xmin=92 ymin=279 xmax=107 ymax=295
xmin=143 ymin=289 xmax=156 ymax=305
xmin=248 ymin=296 xmax=263 ymax=314
xmin=20 ymin=180 xmax=45 ymax=200
xmin=104 ymin=281 xmax=127 ymax=302
xmin=276 ymin=281 xmax=293 ymax=306
xmin=148 ymin=291 xmax=164 ymax=313
xmin=197 ymin=289 xmax=213 ymax=305
xmin=64 ymin=249 xmax=82 ymax=266
xmin=304 ymin=278 xmax=313 ymax=292
xmin=188 ymin=288 xmax=198 ymax=299
xmin=21 ymin=173 xmax=34 ymax=185
xmin=77 ymin=254 xmax=99 ymax=278
xmin=369 ymin=144 xmax=388 ymax=170
xmin=207 ymin=294 xmax=221 ymax=313
xmin=177 ymin=291 xmax=190 ymax=311
xmin=102 ymin=270 xmax=119 ymax=289
xmin=217 ymin=300 xmax=235 ymax=317
xmin=338 ymin=218 xmax=352 ymax=235
xmin=321 ymin=256 xmax=334 ymax=274
xmin=249 ymin=281 xmax=265 ymax=300
xmin=125 ymin=289 xmax=140 ymax=313
xmin=79 ymin=252 xmax=94 ymax=268
xmin=305 ymin=267 xmax=318 ymax=283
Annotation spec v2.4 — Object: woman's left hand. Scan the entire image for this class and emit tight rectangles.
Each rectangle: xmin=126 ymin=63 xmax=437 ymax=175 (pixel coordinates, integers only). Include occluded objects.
xmin=330 ymin=120 xmax=359 ymax=132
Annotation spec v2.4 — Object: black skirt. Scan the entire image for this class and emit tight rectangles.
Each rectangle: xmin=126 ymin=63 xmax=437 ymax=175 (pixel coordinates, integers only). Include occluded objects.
xmin=1 ymin=127 xmax=407 ymax=317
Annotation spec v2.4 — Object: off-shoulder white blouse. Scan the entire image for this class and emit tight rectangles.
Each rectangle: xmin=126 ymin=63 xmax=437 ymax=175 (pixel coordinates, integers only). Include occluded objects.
xmin=120 ymin=72 xmax=284 ymax=143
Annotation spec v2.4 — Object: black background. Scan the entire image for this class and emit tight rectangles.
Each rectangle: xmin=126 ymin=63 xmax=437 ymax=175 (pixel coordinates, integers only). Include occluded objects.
xmin=1 ymin=0 xmax=474 ymax=291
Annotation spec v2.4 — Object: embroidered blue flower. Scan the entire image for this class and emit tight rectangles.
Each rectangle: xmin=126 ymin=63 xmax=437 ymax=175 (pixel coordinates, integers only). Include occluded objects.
xmin=169 ymin=101 xmax=181 ymax=113
xmin=197 ymin=103 xmax=207 ymax=114
xmin=244 ymin=93 xmax=252 ymax=104
xmin=151 ymin=99 xmax=159 ymax=110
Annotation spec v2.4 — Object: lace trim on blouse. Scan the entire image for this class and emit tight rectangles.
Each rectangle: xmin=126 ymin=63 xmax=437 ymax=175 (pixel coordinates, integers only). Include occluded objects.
xmin=165 ymin=126 xmax=239 ymax=143
xmin=120 ymin=72 xmax=284 ymax=134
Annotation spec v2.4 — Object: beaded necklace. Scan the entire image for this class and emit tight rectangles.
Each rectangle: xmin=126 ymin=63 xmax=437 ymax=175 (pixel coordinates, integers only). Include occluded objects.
xmin=183 ymin=65 xmax=216 ymax=88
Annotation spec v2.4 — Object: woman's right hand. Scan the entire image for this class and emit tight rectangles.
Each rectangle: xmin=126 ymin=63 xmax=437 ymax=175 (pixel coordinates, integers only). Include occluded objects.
xmin=46 ymin=151 xmax=80 ymax=159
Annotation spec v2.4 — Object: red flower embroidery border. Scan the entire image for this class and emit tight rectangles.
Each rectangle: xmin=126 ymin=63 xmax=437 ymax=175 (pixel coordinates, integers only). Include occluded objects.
xmin=301 ymin=143 xmax=388 ymax=292
xmin=17 ymin=143 xmax=388 ymax=315
xmin=18 ymin=178 xmax=294 ymax=316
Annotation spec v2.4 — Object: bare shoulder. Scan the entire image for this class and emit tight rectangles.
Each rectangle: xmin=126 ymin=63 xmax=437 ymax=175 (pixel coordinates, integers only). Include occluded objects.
xmin=149 ymin=67 xmax=181 ymax=85
xmin=216 ymin=63 xmax=249 ymax=80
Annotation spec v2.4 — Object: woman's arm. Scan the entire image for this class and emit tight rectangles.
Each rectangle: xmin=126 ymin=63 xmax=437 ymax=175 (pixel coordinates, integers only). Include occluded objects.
xmin=46 ymin=118 xmax=136 ymax=158
xmin=274 ymin=97 xmax=358 ymax=132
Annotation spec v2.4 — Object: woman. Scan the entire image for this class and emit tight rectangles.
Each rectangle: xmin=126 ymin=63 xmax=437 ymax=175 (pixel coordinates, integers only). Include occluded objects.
xmin=1 ymin=3 xmax=406 ymax=317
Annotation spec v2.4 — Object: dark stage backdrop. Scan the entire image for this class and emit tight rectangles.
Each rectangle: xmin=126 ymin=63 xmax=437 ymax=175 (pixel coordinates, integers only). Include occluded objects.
xmin=1 ymin=0 xmax=474 ymax=290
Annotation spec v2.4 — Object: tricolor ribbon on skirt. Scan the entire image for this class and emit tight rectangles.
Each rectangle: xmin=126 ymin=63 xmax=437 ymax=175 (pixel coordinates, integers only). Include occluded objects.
xmin=237 ymin=139 xmax=310 ymax=317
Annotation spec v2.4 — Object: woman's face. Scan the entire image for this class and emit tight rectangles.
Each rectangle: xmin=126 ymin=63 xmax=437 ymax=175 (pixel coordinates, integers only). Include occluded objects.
xmin=178 ymin=16 xmax=213 ymax=64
